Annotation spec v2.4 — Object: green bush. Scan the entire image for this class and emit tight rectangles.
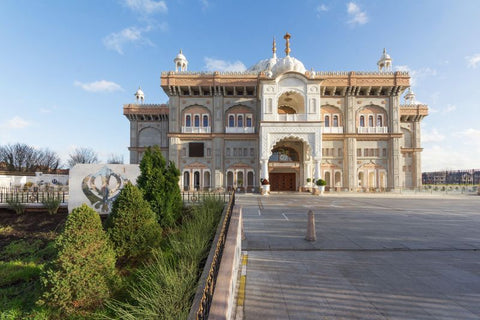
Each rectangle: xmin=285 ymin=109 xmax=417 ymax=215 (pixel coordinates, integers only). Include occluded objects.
xmin=106 ymin=182 xmax=162 ymax=264
xmin=6 ymin=198 xmax=25 ymax=214
xmin=137 ymin=146 xmax=182 ymax=227
xmin=105 ymin=197 xmax=224 ymax=319
xmin=316 ymin=179 xmax=327 ymax=186
xmin=39 ymin=204 xmax=116 ymax=315
xmin=41 ymin=197 xmax=61 ymax=215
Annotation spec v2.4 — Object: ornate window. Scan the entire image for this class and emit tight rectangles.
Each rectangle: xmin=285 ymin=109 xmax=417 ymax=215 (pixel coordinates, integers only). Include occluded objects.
xmin=185 ymin=115 xmax=191 ymax=127
xmin=237 ymin=115 xmax=243 ymax=127
xmin=246 ymin=115 xmax=252 ymax=127
xmin=376 ymin=115 xmax=383 ymax=127
xmin=324 ymin=115 xmax=330 ymax=127
xmin=368 ymin=115 xmax=374 ymax=127
xmin=269 ymin=147 xmax=299 ymax=162
xmin=333 ymin=115 xmax=339 ymax=127
xmin=203 ymin=115 xmax=209 ymax=127
xmin=194 ymin=115 xmax=200 ymax=127
xmin=229 ymin=115 xmax=235 ymax=127
xmin=360 ymin=116 xmax=365 ymax=127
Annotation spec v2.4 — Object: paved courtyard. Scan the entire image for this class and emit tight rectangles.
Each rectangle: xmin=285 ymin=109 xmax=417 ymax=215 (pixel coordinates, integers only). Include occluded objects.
xmin=236 ymin=193 xmax=480 ymax=320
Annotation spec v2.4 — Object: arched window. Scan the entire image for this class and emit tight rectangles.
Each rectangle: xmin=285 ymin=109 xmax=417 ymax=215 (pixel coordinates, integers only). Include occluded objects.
xmin=360 ymin=115 xmax=365 ymax=127
xmin=324 ymin=115 xmax=330 ymax=127
xmin=376 ymin=115 xmax=382 ymax=127
xmin=183 ymin=171 xmax=190 ymax=191
xmin=186 ymin=115 xmax=191 ymax=127
xmin=229 ymin=115 xmax=235 ymax=127
xmin=203 ymin=115 xmax=209 ymax=127
xmin=246 ymin=116 xmax=252 ymax=127
xmin=333 ymin=115 xmax=339 ymax=127
xmin=194 ymin=115 xmax=200 ymax=127
xmin=237 ymin=115 xmax=243 ymax=127
xmin=368 ymin=115 xmax=374 ymax=127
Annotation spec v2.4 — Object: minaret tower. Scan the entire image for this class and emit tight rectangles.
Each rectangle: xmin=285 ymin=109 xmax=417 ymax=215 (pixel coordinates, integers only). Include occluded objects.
xmin=174 ymin=49 xmax=188 ymax=72
xmin=404 ymin=88 xmax=416 ymax=105
xmin=134 ymin=86 xmax=144 ymax=103
xmin=377 ymin=48 xmax=392 ymax=71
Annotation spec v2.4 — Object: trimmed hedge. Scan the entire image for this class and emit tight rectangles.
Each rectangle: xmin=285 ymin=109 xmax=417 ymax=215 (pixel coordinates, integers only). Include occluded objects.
xmin=39 ymin=204 xmax=116 ymax=315
xmin=106 ymin=182 xmax=162 ymax=264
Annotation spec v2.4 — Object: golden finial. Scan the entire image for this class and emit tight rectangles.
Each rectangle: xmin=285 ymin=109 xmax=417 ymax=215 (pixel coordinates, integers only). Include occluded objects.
xmin=284 ymin=32 xmax=291 ymax=56
xmin=272 ymin=37 xmax=276 ymax=54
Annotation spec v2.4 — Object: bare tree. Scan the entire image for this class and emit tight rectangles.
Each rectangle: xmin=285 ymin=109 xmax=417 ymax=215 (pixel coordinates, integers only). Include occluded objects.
xmin=0 ymin=143 xmax=38 ymax=172
xmin=67 ymin=147 xmax=99 ymax=168
xmin=37 ymin=149 xmax=61 ymax=172
xmin=107 ymin=153 xmax=124 ymax=164
xmin=0 ymin=143 xmax=62 ymax=172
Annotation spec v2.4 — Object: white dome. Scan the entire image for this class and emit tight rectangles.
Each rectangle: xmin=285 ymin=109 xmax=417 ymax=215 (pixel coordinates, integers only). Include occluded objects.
xmin=248 ymin=57 xmax=279 ymax=72
xmin=175 ymin=50 xmax=186 ymax=62
xmin=135 ymin=87 xmax=144 ymax=96
xmin=271 ymin=56 xmax=306 ymax=76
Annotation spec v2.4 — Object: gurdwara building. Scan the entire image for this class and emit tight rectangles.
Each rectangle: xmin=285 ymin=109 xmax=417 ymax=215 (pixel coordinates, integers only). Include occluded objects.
xmin=124 ymin=33 xmax=428 ymax=192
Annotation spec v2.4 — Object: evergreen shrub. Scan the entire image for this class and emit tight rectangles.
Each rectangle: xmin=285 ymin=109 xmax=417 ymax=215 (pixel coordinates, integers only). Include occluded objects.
xmin=39 ymin=204 xmax=116 ymax=315
xmin=106 ymin=182 xmax=162 ymax=264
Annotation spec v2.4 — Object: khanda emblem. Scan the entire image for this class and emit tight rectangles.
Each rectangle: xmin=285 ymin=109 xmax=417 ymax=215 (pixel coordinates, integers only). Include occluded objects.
xmin=81 ymin=166 xmax=129 ymax=213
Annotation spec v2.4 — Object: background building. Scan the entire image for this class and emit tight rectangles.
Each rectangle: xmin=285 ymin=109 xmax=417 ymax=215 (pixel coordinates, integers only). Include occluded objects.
xmin=124 ymin=34 xmax=428 ymax=192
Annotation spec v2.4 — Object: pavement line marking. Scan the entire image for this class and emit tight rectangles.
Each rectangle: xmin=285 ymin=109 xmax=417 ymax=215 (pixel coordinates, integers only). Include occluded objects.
xmin=237 ymin=253 xmax=248 ymax=307
xmin=282 ymin=213 xmax=289 ymax=221
xmin=258 ymin=209 xmax=262 ymax=216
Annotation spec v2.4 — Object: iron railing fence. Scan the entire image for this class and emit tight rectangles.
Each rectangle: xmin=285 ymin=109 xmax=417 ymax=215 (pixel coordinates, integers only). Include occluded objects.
xmin=182 ymin=191 xmax=231 ymax=204
xmin=0 ymin=190 xmax=68 ymax=204
xmin=194 ymin=190 xmax=235 ymax=320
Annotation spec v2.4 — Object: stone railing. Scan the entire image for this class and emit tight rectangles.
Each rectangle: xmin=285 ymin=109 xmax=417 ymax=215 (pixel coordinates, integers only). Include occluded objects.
xmin=323 ymin=126 xmax=344 ymax=134
xmin=182 ymin=126 xmax=211 ymax=133
xmin=225 ymin=127 xmax=255 ymax=134
xmin=358 ymin=126 xmax=388 ymax=134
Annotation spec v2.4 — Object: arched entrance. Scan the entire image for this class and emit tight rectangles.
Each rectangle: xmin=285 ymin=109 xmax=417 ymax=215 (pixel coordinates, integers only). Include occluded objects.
xmin=268 ymin=138 xmax=307 ymax=191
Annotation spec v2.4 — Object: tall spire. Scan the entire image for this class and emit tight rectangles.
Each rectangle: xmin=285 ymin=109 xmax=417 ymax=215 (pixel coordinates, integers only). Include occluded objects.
xmin=284 ymin=32 xmax=291 ymax=56
xmin=272 ymin=37 xmax=277 ymax=59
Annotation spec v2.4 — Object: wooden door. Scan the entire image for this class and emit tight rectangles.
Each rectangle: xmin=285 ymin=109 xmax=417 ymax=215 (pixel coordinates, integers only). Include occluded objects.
xmin=270 ymin=173 xmax=296 ymax=191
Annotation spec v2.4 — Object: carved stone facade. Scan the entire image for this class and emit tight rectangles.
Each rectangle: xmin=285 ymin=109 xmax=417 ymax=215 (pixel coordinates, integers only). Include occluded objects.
xmin=124 ymin=39 xmax=428 ymax=192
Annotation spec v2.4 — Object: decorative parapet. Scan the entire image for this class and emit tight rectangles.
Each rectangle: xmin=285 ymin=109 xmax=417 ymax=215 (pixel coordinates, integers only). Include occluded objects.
xmin=123 ymin=104 xmax=169 ymax=121
xmin=400 ymin=104 xmax=429 ymax=121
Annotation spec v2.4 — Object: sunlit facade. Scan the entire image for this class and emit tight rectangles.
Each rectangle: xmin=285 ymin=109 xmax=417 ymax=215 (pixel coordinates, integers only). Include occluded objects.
xmin=124 ymin=34 xmax=428 ymax=192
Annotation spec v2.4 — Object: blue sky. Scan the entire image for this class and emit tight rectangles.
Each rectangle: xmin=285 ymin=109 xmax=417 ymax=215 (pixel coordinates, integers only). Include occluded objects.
xmin=0 ymin=0 xmax=479 ymax=171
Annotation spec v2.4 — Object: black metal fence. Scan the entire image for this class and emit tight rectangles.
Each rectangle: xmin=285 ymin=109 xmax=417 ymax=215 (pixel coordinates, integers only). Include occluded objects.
xmin=181 ymin=191 xmax=231 ymax=205
xmin=0 ymin=188 xmax=68 ymax=204
xmin=194 ymin=190 xmax=235 ymax=319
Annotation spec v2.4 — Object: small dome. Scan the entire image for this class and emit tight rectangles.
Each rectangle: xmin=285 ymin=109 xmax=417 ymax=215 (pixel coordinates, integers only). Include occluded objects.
xmin=404 ymin=88 xmax=416 ymax=104
xmin=377 ymin=48 xmax=392 ymax=71
xmin=174 ymin=49 xmax=186 ymax=62
xmin=135 ymin=87 xmax=144 ymax=96
xmin=271 ymin=55 xmax=306 ymax=76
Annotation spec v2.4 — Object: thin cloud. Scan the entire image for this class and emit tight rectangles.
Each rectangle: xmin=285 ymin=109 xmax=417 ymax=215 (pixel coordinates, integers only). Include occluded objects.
xmin=466 ymin=53 xmax=480 ymax=68
xmin=395 ymin=65 xmax=437 ymax=86
xmin=103 ymin=26 xmax=154 ymax=54
xmin=422 ymin=127 xmax=445 ymax=143
xmin=3 ymin=116 xmax=30 ymax=129
xmin=317 ymin=4 xmax=328 ymax=15
xmin=200 ymin=0 xmax=209 ymax=10
xmin=347 ymin=2 xmax=368 ymax=26
xmin=204 ymin=57 xmax=247 ymax=72
xmin=123 ymin=0 xmax=167 ymax=15
xmin=74 ymin=80 xmax=123 ymax=93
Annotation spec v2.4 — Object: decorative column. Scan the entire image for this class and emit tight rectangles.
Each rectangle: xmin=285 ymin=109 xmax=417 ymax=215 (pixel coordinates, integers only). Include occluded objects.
xmin=261 ymin=160 xmax=269 ymax=180
xmin=314 ymin=159 xmax=321 ymax=180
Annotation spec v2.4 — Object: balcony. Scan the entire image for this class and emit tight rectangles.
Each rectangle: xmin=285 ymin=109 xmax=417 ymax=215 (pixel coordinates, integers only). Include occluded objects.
xmin=323 ymin=127 xmax=344 ymax=134
xmin=357 ymin=126 xmax=388 ymax=134
xmin=182 ymin=126 xmax=211 ymax=133
xmin=276 ymin=113 xmax=308 ymax=121
xmin=225 ymin=127 xmax=255 ymax=134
